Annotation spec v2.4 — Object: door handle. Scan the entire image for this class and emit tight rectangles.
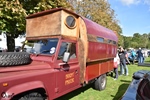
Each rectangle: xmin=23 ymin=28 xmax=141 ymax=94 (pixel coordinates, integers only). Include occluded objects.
xmin=75 ymin=70 xmax=78 ymax=74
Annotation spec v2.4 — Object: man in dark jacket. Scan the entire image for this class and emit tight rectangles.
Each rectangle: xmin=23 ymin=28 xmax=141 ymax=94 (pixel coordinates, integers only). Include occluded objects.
xmin=118 ymin=46 xmax=129 ymax=76
xmin=136 ymin=48 xmax=143 ymax=64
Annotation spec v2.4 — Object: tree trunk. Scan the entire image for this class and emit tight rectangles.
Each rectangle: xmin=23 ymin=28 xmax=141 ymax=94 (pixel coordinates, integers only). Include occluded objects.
xmin=6 ymin=34 xmax=15 ymax=52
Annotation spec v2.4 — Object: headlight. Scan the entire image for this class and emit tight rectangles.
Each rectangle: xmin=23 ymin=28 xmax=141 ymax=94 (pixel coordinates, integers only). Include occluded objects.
xmin=1 ymin=92 xmax=14 ymax=98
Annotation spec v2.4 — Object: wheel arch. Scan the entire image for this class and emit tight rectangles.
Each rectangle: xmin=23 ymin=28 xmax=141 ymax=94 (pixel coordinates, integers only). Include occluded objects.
xmin=4 ymin=81 xmax=47 ymax=99
xmin=11 ymin=88 xmax=47 ymax=100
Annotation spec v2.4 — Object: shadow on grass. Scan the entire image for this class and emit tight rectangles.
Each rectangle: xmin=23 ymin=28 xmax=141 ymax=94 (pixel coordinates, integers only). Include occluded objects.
xmin=120 ymin=79 xmax=131 ymax=83
xmin=111 ymin=81 xmax=130 ymax=100
xmin=138 ymin=62 xmax=150 ymax=67
xmin=55 ymin=84 xmax=93 ymax=100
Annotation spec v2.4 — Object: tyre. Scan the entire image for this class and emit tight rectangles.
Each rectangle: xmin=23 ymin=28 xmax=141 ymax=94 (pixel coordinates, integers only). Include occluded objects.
xmin=0 ymin=52 xmax=32 ymax=67
xmin=94 ymin=74 xmax=107 ymax=91
xmin=13 ymin=92 xmax=45 ymax=100
xmin=110 ymin=71 xmax=113 ymax=77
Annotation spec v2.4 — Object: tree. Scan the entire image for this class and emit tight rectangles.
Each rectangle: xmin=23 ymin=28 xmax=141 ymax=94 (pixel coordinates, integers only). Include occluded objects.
xmin=122 ymin=32 xmax=150 ymax=49
xmin=20 ymin=0 xmax=73 ymax=15
xmin=132 ymin=33 xmax=147 ymax=48
xmin=0 ymin=0 xmax=72 ymax=51
xmin=123 ymin=36 xmax=132 ymax=49
xmin=130 ymin=42 xmax=138 ymax=48
xmin=0 ymin=0 xmax=26 ymax=51
xmin=141 ymin=33 xmax=148 ymax=48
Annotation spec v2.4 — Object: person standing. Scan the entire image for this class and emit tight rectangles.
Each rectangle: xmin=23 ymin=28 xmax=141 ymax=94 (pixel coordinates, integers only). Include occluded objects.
xmin=124 ymin=49 xmax=130 ymax=65
xmin=113 ymin=52 xmax=120 ymax=80
xmin=131 ymin=49 xmax=136 ymax=64
xmin=136 ymin=48 xmax=143 ymax=64
xmin=118 ymin=46 xmax=129 ymax=76
xmin=143 ymin=50 xmax=148 ymax=63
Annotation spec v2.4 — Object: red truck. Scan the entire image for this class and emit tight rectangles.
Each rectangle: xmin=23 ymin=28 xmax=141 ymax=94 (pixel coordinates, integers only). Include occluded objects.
xmin=0 ymin=8 xmax=118 ymax=100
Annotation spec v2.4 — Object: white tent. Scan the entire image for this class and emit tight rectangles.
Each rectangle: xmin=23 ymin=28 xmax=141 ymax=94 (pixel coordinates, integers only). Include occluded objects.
xmin=0 ymin=33 xmax=25 ymax=49
xmin=0 ymin=34 xmax=7 ymax=49
xmin=15 ymin=37 xmax=25 ymax=46
xmin=0 ymin=40 xmax=7 ymax=49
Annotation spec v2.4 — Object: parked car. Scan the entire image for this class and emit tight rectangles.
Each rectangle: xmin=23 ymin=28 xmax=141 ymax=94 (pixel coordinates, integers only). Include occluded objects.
xmin=128 ymin=52 xmax=138 ymax=63
xmin=0 ymin=47 xmax=3 ymax=52
xmin=148 ymin=51 xmax=150 ymax=57
xmin=121 ymin=70 xmax=150 ymax=100
xmin=15 ymin=46 xmax=21 ymax=52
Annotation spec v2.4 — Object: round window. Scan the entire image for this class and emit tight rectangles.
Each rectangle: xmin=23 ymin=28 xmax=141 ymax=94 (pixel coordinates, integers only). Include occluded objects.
xmin=65 ymin=15 xmax=76 ymax=28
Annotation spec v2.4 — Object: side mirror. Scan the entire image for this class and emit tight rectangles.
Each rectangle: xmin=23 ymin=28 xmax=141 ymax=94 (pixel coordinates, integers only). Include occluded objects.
xmin=63 ymin=52 xmax=70 ymax=63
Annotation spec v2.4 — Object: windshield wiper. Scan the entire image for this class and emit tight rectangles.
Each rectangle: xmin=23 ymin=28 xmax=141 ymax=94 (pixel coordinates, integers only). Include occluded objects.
xmin=34 ymin=50 xmax=50 ymax=56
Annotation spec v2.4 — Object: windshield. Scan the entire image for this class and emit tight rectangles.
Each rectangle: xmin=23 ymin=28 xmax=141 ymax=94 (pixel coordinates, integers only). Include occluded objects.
xmin=23 ymin=38 xmax=58 ymax=55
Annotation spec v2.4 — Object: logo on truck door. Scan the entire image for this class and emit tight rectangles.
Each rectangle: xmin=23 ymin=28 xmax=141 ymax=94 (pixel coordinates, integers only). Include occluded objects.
xmin=65 ymin=72 xmax=75 ymax=85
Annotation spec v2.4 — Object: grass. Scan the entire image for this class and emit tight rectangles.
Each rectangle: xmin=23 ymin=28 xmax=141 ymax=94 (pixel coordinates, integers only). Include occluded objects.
xmin=55 ymin=57 xmax=150 ymax=100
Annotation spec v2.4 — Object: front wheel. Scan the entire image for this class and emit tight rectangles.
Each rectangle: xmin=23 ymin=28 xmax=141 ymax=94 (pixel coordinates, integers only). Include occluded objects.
xmin=12 ymin=92 xmax=46 ymax=100
xmin=94 ymin=74 xmax=107 ymax=91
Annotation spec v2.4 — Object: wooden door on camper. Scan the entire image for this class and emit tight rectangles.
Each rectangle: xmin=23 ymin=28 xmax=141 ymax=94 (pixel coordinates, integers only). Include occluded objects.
xmin=56 ymin=40 xmax=80 ymax=94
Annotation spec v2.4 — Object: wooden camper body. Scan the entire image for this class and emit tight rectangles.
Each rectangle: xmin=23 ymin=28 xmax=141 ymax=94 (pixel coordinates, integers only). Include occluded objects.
xmin=26 ymin=8 xmax=118 ymax=83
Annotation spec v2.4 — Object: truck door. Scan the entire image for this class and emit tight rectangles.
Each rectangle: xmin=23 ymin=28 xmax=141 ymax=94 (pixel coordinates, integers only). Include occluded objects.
xmin=55 ymin=41 xmax=80 ymax=94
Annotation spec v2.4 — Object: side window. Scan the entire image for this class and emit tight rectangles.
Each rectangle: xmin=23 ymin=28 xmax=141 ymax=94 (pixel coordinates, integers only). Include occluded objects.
xmin=97 ymin=37 xmax=104 ymax=43
xmin=69 ymin=43 xmax=76 ymax=59
xmin=57 ymin=42 xmax=76 ymax=60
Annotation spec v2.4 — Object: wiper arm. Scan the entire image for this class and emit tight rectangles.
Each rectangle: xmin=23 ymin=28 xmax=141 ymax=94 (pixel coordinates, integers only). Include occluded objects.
xmin=35 ymin=50 xmax=50 ymax=56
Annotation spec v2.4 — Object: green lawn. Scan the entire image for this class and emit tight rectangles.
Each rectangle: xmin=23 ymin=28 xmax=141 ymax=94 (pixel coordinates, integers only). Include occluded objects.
xmin=56 ymin=57 xmax=150 ymax=100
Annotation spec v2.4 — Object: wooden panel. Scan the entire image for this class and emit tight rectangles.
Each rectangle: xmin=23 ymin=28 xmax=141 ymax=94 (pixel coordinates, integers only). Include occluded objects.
xmin=99 ymin=61 xmax=109 ymax=74
xmin=26 ymin=10 xmax=79 ymax=39
xmin=61 ymin=11 xmax=78 ymax=38
xmin=86 ymin=63 xmax=99 ymax=81
xmin=78 ymin=17 xmax=88 ymax=83
xmin=26 ymin=11 xmax=61 ymax=38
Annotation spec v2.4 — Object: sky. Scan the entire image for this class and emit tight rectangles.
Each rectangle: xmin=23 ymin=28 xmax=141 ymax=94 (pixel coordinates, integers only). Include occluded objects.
xmin=107 ymin=0 xmax=150 ymax=36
